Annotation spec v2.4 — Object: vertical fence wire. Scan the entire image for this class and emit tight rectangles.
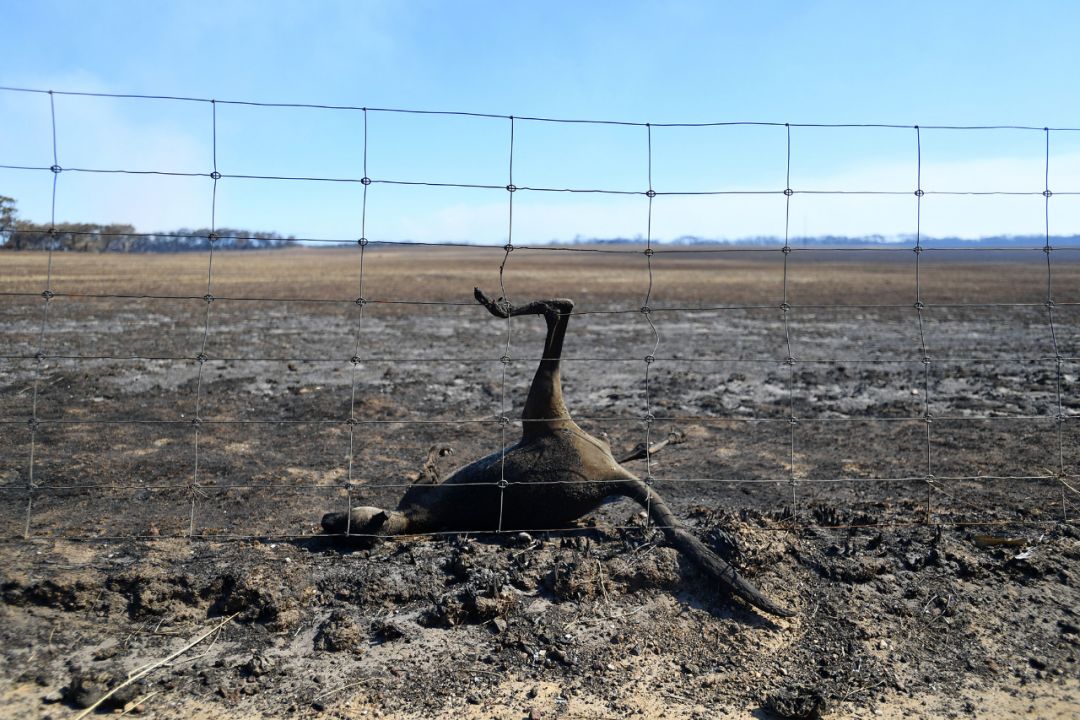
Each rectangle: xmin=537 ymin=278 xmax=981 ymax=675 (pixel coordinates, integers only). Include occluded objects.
xmin=913 ymin=126 xmax=935 ymax=524
xmin=641 ymin=123 xmax=659 ymax=528
xmin=1042 ymin=128 xmax=1068 ymax=521
xmin=781 ymin=124 xmax=798 ymax=529
xmin=345 ymin=108 xmax=372 ymax=535
xmin=23 ymin=90 xmax=62 ymax=538
xmin=496 ymin=116 xmax=516 ymax=532
xmin=188 ymin=100 xmax=220 ymax=537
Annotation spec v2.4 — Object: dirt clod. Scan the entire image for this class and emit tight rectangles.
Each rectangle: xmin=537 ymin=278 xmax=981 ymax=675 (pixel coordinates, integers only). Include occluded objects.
xmin=765 ymin=685 xmax=830 ymax=719
xmin=314 ymin=610 xmax=364 ymax=653
xmin=63 ymin=664 xmax=142 ymax=710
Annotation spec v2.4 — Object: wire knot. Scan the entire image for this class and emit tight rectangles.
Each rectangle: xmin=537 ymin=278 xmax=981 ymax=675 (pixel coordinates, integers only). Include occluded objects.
xmin=645 ymin=189 xmax=656 ymax=198
xmin=1043 ymin=189 xmax=1052 ymax=198
xmin=505 ymin=184 xmax=517 ymax=193
xmin=355 ymin=297 xmax=367 ymax=306
xmin=210 ymin=171 xmax=222 ymax=180
xmin=41 ymin=289 xmax=54 ymax=300
xmin=350 ymin=355 xmax=362 ymax=365
xmin=497 ymin=479 xmax=509 ymax=489
xmin=644 ymin=354 xmax=655 ymax=364
xmin=203 ymin=293 xmax=215 ymax=304
xmin=783 ymin=188 xmax=794 ymax=197
xmin=914 ymin=189 xmax=925 ymax=197
xmin=361 ymin=177 xmax=372 ymax=186
xmin=358 ymin=237 xmax=369 ymax=247
xmin=195 ymin=352 xmax=208 ymax=364
xmin=50 ymin=164 xmax=62 ymax=174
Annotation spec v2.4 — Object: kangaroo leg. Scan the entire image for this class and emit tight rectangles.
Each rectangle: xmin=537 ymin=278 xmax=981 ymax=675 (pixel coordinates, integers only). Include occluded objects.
xmin=617 ymin=429 xmax=687 ymax=464
xmin=475 ymin=288 xmax=575 ymax=438
xmin=619 ymin=477 xmax=795 ymax=618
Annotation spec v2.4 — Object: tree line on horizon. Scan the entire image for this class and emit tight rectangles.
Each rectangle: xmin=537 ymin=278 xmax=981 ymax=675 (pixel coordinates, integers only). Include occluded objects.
xmin=3 ymin=195 xmax=1079 ymax=251
xmin=0 ymin=195 xmax=296 ymax=252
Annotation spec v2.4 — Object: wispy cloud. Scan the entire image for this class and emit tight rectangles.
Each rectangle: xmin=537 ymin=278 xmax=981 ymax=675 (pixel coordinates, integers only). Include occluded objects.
xmin=0 ymin=73 xmax=212 ymax=230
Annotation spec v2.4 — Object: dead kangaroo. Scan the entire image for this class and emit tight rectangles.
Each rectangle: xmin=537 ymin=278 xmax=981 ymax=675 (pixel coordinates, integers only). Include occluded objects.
xmin=322 ymin=288 xmax=794 ymax=618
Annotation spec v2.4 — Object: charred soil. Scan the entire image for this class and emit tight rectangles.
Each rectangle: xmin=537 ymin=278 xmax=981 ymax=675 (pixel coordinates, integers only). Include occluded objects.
xmin=1 ymin=248 xmax=1078 ymax=718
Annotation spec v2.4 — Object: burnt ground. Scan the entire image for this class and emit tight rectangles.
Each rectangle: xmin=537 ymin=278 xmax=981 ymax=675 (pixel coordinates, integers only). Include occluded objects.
xmin=0 ymin=248 xmax=1078 ymax=718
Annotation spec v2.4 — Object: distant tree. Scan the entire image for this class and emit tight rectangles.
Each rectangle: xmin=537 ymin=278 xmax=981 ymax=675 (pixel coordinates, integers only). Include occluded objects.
xmin=0 ymin=195 xmax=16 ymax=248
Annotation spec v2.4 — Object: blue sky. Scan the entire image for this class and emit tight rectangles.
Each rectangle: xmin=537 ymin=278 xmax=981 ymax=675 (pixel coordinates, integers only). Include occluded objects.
xmin=2 ymin=0 xmax=1080 ymax=243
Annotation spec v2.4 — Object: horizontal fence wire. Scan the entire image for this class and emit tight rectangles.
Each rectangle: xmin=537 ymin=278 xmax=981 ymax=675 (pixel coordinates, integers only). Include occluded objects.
xmin=3 ymin=84 xmax=1080 ymax=131
xmin=1 ymin=85 xmax=1078 ymax=542
xmin=5 ymin=474 xmax=1078 ymax=491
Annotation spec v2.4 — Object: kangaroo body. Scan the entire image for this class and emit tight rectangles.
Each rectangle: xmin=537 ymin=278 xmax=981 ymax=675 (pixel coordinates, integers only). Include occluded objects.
xmin=322 ymin=289 xmax=794 ymax=618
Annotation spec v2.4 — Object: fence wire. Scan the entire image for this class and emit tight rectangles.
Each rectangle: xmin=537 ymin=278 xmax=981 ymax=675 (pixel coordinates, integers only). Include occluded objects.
xmin=0 ymin=86 xmax=1078 ymax=544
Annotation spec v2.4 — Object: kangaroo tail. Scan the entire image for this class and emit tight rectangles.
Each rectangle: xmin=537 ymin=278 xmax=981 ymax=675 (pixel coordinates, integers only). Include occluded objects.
xmin=622 ymin=478 xmax=795 ymax=618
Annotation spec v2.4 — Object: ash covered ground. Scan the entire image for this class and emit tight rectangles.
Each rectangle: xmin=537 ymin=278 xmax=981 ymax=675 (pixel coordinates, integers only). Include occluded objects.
xmin=0 ymin=248 xmax=1078 ymax=718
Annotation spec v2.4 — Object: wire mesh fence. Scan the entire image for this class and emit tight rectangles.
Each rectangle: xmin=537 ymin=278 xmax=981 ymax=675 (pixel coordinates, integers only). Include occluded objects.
xmin=0 ymin=85 xmax=1077 ymax=544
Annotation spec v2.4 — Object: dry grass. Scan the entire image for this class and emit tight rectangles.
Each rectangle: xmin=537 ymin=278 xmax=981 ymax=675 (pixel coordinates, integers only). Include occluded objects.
xmin=2 ymin=246 xmax=1079 ymax=310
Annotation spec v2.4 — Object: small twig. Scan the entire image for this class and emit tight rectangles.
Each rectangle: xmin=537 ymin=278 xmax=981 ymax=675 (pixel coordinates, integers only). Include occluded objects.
xmin=841 ymin=679 xmax=886 ymax=703
xmin=566 ymin=601 xmax=648 ymax=634
xmin=511 ymin=540 xmax=540 ymax=559
xmin=453 ymin=667 xmax=505 ymax=678
xmin=595 ymin=559 xmax=610 ymax=606
xmin=313 ymin=678 xmax=368 ymax=702
xmin=628 ymin=538 xmax=659 ymax=557
xmin=73 ymin=612 xmax=239 ymax=720
xmin=180 ymin=623 xmax=226 ymax=665
xmin=604 ymin=605 xmax=646 ymax=622
xmin=117 ymin=689 xmax=161 ymax=717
